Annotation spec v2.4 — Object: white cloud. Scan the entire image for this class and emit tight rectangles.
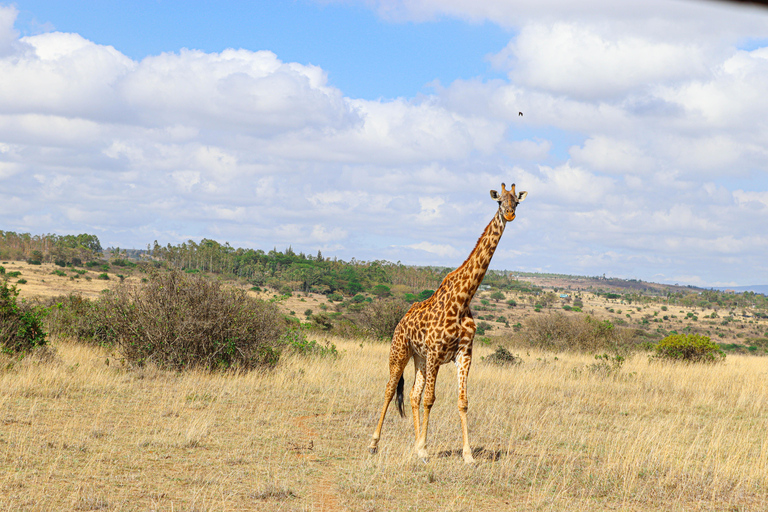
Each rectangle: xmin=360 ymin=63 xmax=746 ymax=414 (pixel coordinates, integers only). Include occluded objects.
xmin=310 ymin=225 xmax=348 ymax=243
xmin=404 ymin=241 xmax=461 ymax=258
xmin=366 ymin=0 xmax=768 ymax=40
xmin=493 ymin=22 xmax=707 ymax=100
xmin=2 ymin=3 xmax=768 ymax=286
xmin=569 ymin=136 xmax=653 ymax=174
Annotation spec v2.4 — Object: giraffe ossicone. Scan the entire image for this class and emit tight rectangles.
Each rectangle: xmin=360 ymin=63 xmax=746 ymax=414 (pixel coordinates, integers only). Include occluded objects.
xmin=368 ymin=183 xmax=527 ymax=463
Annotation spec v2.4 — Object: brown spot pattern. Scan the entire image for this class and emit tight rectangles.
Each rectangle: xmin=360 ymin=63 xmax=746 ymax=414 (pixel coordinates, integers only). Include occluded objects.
xmin=368 ymin=183 xmax=526 ymax=463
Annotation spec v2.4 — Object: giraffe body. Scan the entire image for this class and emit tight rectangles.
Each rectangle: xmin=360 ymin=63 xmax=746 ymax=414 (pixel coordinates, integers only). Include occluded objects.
xmin=369 ymin=183 xmax=527 ymax=463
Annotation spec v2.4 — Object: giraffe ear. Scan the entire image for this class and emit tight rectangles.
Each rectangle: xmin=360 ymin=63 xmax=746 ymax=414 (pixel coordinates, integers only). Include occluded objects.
xmin=517 ymin=191 xmax=528 ymax=202
xmin=490 ymin=190 xmax=500 ymax=201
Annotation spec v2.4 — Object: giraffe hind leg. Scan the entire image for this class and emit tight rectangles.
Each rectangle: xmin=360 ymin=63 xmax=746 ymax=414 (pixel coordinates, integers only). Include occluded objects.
xmin=369 ymin=334 xmax=411 ymax=454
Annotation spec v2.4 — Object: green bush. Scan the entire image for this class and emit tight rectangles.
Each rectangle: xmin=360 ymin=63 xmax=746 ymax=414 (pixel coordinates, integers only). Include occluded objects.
xmin=371 ymin=284 xmax=391 ymax=298
xmin=1 ymin=281 xmax=47 ymax=355
xmin=96 ymin=270 xmax=285 ymax=370
xmin=653 ymin=333 xmax=725 ymax=363
xmin=404 ymin=289 xmax=434 ymax=303
xmin=44 ymin=294 xmax=114 ymax=345
xmin=476 ymin=321 xmax=493 ymax=335
xmin=97 ymin=273 xmax=110 ymax=280
xmin=281 ymin=328 xmax=338 ymax=358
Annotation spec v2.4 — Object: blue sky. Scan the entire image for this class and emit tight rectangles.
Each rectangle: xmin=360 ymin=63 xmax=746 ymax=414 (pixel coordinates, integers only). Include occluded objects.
xmin=13 ymin=1 xmax=512 ymax=100
xmin=2 ymin=0 xmax=768 ymax=287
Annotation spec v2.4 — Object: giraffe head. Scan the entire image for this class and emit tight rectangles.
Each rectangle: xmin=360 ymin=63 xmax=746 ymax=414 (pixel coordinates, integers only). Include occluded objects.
xmin=490 ymin=183 xmax=527 ymax=222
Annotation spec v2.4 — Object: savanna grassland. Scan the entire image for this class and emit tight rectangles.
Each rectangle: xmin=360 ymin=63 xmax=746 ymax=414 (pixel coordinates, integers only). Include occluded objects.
xmin=2 ymin=238 xmax=768 ymax=511
xmin=2 ymin=337 xmax=768 ymax=511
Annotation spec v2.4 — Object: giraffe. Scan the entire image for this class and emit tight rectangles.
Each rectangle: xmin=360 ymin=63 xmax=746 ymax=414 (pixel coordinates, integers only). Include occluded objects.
xmin=368 ymin=183 xmax=527 ymax=463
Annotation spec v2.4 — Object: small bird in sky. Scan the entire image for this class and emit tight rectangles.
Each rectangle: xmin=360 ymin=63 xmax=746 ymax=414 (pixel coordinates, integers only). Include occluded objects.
xmin=518 ymin=112 xmax=523 ymax=116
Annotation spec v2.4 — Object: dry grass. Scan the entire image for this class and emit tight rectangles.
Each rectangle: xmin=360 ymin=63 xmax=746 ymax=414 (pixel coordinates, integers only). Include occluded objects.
xmin=2 ymin=261 xmax=138 ymax=300
xmin=2 ymin=337 xmax=767 ymax=511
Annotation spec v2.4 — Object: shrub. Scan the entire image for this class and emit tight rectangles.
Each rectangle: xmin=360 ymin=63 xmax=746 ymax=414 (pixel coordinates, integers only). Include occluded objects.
xmin=281 ymin=329 xmax=338 ymax=358
xmin=589 ymin=353 xmax=625 ymax=375
xmin=44 ymin=294 xmax=114 ymax=345
xmin=405 ymin=290 xmax=434 ymax=303
xmin=357 ymin=297 xmax=410 ymax=339
xmin=482 ymin=346 xmax=522 ymax=366
xmin=96 ymin=270 xmax=285 ymax=370
xmin=516 ymin=312 xmax=635 ymax=353
xmin=110 ymin=258 xmax=132 ymax=267
xmin=371 ymin=284 xmax=391 ymax=298
xmin=327 ymin=293 xmax=343 ymax=302
xmin=311 ymin=313 xmax=334 ymax=330
xmin=7 ymin=271 xmax=21 ymax=278
xmin=490 ymin=291 xmax=505 ymax=302
xmin=653 ymin=334 xmax=725 ymax=363
xmin=52 ymin=269 xmax=67 ymax=277
xmin=476 ymin=321 xmax=493 ymax=335
xmin=1 ymin=281 xmax=47 ymax=355
xmin=16 ymin=279 xmax=27 ymax=284
xmin=97 ymin=273 xmax=110 ymax=280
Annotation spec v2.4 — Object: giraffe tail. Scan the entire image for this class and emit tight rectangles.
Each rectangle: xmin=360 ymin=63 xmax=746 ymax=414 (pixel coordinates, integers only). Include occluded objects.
xmin=395 ymin=375 xmax=405 ymax=417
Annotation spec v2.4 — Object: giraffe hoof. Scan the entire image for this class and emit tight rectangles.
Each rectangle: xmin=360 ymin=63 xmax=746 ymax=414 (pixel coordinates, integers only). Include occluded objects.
xmin=368 ymin=446 xmax=378 ymax=455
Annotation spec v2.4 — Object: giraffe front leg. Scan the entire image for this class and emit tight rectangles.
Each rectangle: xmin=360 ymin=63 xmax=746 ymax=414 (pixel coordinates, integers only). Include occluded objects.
xmin=457 ymin=316 xmax=476 ymax=464
xmin=415 ymin=356 xmax=439 ymax=463
xmin=410 ymin=354 xmax=426 ymax=441
xmin=456 ymin=347 xmax=475 ymax=464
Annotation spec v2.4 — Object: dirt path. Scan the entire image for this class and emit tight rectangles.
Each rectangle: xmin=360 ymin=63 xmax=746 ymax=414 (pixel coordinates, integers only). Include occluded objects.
xmin=291 ymin=413 xmax=345 ymax=511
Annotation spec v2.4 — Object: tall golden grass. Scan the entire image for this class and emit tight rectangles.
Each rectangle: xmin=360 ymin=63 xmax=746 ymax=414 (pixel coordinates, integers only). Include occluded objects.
xmin=1 ymin=337 xmax=766 ymax=511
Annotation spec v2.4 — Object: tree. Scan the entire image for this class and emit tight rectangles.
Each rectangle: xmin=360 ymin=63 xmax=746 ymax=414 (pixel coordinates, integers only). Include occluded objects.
xmin=490 ymin=290 xmax=505 ymax=302
xmin=372 ymin=284 xmax=391 ymax=298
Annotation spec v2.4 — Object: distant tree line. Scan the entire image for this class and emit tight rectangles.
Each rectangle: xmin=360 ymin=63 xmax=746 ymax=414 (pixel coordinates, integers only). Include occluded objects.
xmin=0 ymin=231 xmax=102 ymax=265
xmin=5 ymin=230 xmax=763 ymax=311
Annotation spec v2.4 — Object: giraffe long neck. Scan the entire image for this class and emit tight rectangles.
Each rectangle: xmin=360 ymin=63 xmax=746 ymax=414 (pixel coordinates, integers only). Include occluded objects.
xmin=455 ymin=211 xmax=506 ymax=302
